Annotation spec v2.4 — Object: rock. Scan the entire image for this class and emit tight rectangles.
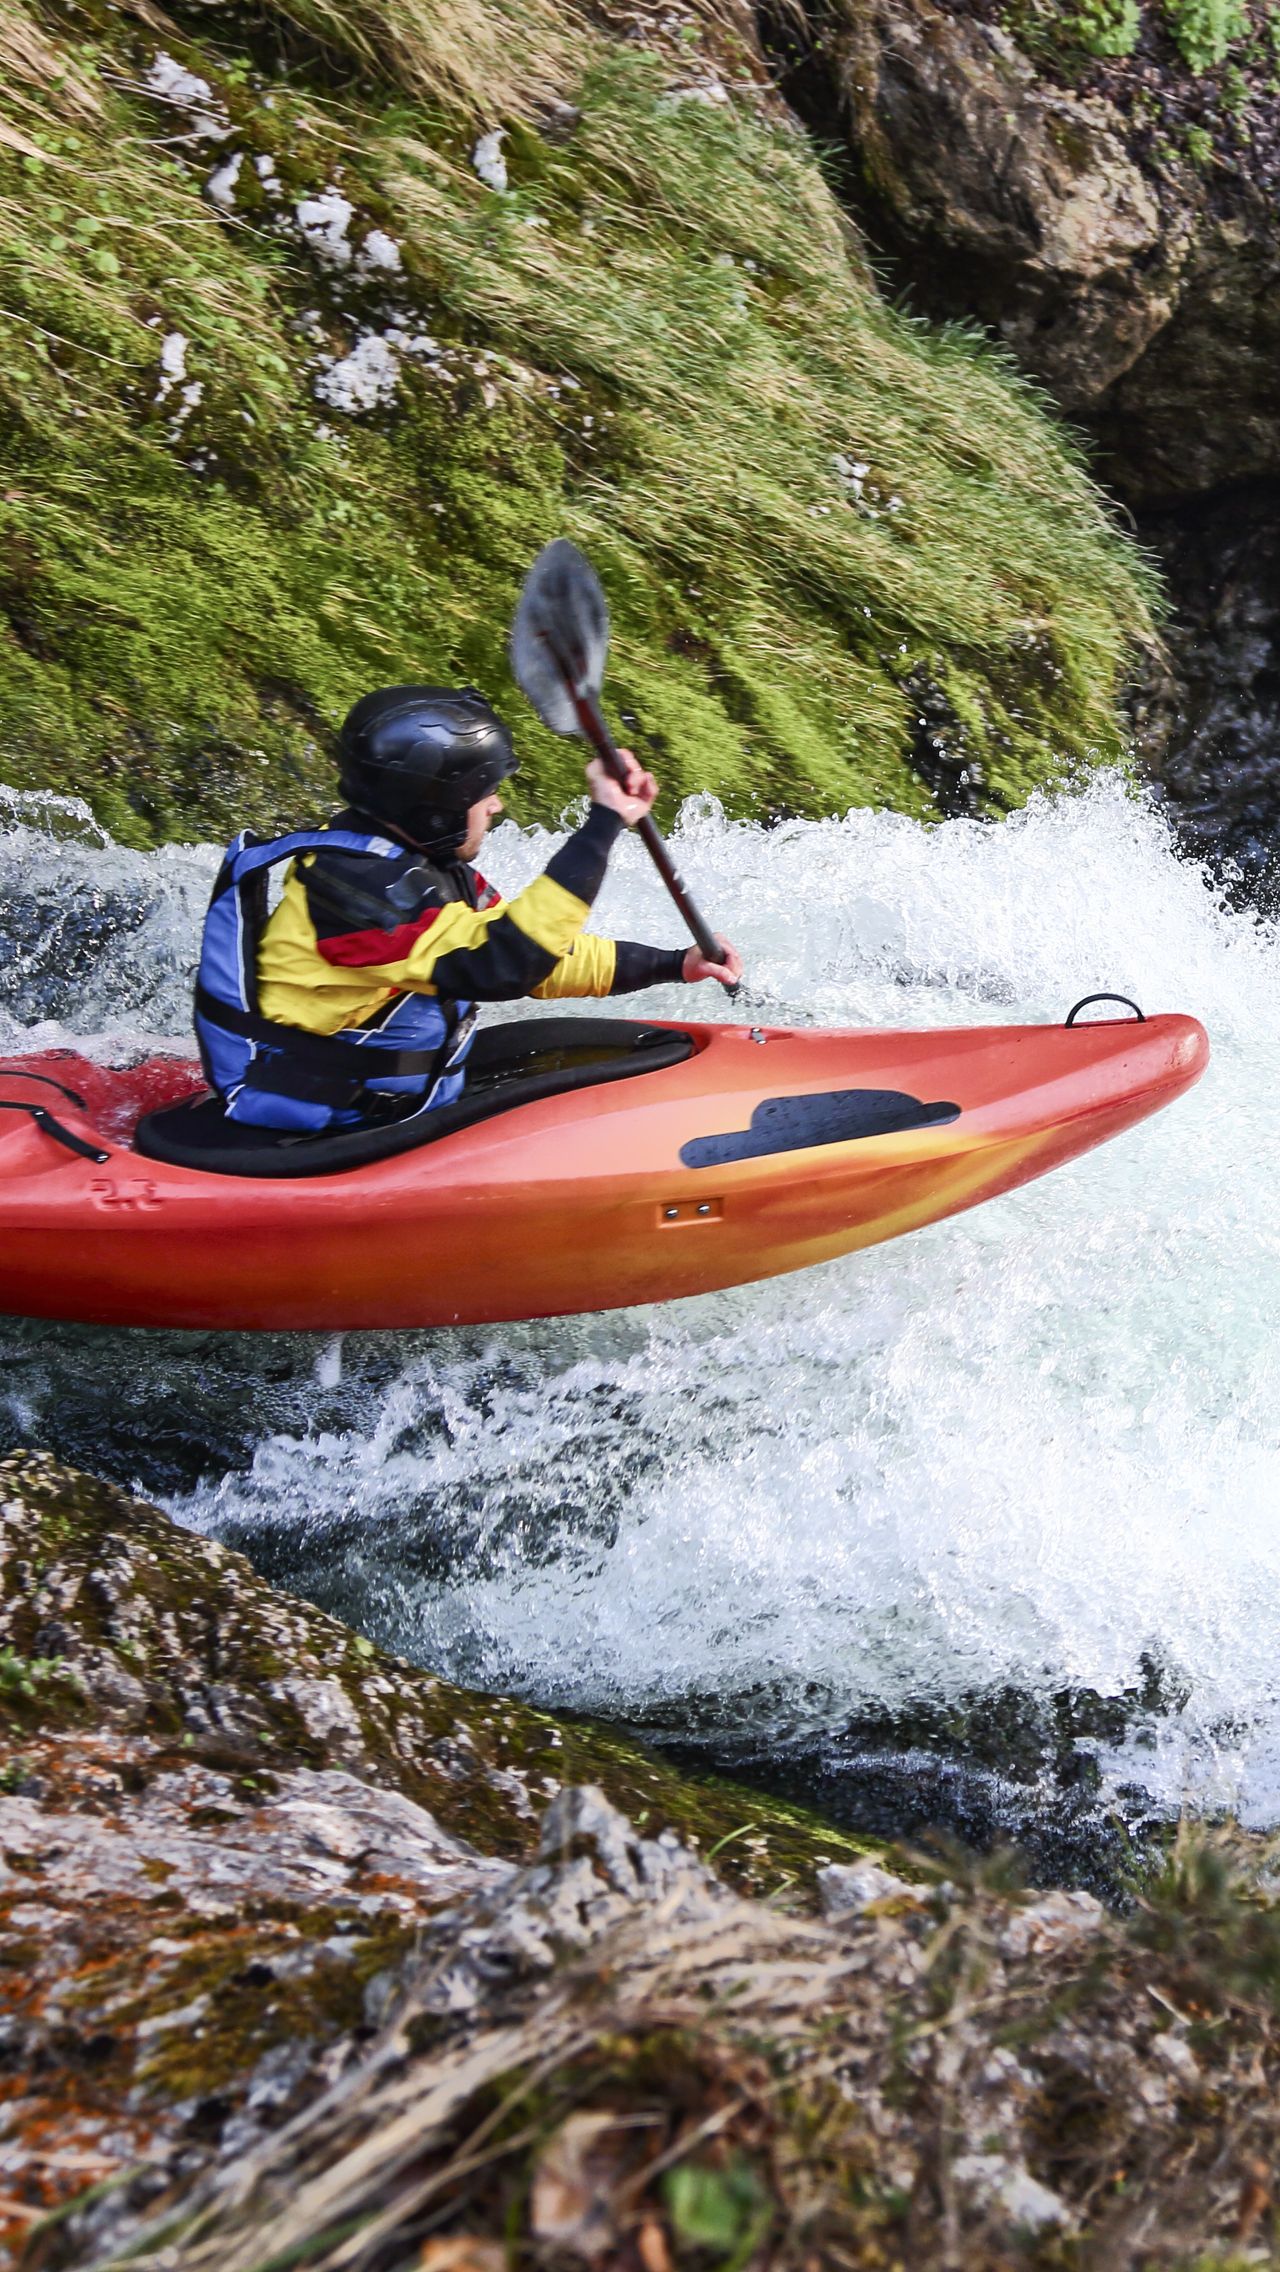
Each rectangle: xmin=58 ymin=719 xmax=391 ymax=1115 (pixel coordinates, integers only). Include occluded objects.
xmin=817 ymin=1858 xmax=922 ymax=1917
xmin=0 ymin=1453 xmax=859 ymax=1904
xmin=998 ymin=1887 xmax=1105 ymax=1959
xmin=8 ymin=1455 xmax=1267 ymax=2272
xmin=793 ymin=0 xmax=1280 ymax=501
xmin=767 ymin=0 xmax=1280 ymax=884
xmin=0 ymin=1453 xmax=888 ymax=2258
xmin=415 ymin=1788 xmax=725 ymax=2020
xmin=829 ymin=0 xmax=1175 ymax=419
xmin=538 ymin=1783 xmax=715 ymax=1903
xmin=1137 ymin=481 xmax=1280 ymax=909
xmin=952 ymin=2150 xmax=1072 ymax=2232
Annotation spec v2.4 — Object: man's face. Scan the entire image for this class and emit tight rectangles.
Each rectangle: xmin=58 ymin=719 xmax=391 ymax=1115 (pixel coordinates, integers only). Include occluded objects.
xmin=458 ymin=791 xmax=504 ymax=863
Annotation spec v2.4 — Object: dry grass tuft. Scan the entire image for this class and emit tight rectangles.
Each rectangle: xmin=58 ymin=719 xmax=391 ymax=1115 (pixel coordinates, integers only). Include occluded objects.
xmin=0 ymin=0 xmax=103 ymax=122
xmin=252 ymin=0 xmax=587 ymax=119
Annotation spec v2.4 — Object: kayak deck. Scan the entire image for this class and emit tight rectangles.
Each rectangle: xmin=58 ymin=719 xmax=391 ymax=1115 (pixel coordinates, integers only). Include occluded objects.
xmin=0 ymin=1010 xmax=1209 ymax=1330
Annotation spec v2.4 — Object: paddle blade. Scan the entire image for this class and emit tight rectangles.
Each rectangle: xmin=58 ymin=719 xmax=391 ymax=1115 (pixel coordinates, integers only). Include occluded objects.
xmin=510 ymin=538 xmax=610 ymax=738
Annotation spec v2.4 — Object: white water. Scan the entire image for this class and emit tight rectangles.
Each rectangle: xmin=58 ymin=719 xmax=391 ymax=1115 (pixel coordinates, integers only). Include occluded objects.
xmin=2 ymin=776 xmax=1278 ymax=1832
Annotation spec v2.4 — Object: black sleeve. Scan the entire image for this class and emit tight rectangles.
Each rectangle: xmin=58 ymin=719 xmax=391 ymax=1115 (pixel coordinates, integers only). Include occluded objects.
xmin=543 ymin=803 xmax=624 ymax=902
xmin=610 ymin=943 xmax=687 ymax=994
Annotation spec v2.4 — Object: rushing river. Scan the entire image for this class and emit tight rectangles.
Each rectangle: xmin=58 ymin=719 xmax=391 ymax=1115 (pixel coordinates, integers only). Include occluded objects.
xmin=1 ymin=775 xmax=1277 ymax=1882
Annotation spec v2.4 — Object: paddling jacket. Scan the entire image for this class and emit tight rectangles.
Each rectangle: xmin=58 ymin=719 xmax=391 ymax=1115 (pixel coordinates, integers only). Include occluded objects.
xmin=195 ymin=805 xmax=687 ymax=1132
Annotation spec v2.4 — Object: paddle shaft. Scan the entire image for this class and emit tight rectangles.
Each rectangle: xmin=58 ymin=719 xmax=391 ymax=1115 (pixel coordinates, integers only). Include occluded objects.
xmin=559 ymin=674 xmax=725 ymax=967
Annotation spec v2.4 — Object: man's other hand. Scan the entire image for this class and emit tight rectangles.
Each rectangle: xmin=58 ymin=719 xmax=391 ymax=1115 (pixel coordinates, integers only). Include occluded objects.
xmin=586 ymin=750 xmax=658 ymax=826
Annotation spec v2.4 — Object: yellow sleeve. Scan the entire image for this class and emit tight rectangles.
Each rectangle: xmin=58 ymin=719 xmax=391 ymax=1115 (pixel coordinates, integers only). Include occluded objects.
xmin=531 ymin=933 xmax=619 ymax=999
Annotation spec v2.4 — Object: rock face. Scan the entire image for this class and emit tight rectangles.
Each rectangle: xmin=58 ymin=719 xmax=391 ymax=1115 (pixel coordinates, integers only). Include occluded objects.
xmin=773 ymin=0 xmax=1280 ymax=890
xmin=824 ymin=2 xmax=1176 ymax=443
xmin=808 ymin=0 xmax=1280 ymax=503
xmin=1139 ymin=482 xmax=1280 ymax=901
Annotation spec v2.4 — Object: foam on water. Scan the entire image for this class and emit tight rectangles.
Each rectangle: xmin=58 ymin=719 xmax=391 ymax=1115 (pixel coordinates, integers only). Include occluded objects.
xmin=2 ymin=776 xmax=1278 ymax=1834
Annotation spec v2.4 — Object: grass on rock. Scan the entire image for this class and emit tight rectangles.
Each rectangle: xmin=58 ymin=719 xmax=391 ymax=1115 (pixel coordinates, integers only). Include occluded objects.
xmin=0 ymin=0 xmax=1156 ymax=844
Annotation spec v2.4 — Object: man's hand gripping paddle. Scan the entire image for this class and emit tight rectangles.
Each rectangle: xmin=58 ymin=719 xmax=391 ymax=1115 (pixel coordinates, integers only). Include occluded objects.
xmin=510 ymin=539 xmax=736 ymax=987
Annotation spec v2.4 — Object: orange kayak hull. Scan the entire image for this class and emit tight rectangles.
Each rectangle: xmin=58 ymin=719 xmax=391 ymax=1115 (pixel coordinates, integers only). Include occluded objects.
xmin=0 ymin=1014 xmax=1208 ymax=1331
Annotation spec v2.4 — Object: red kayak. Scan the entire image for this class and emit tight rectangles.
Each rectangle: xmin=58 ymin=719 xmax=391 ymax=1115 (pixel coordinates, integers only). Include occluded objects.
xmin=0 ymin=1004 xmax=1208 ymax=1331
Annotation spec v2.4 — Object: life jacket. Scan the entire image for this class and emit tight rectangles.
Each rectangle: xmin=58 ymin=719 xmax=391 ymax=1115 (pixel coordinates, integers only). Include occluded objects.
xmin=194 ymin=828 xmax=476 ymax=1132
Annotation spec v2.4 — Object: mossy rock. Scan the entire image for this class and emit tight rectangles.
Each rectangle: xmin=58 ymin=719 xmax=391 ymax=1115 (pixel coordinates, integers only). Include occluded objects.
xmin=0 ymin=1450 xmax=874 ymax=1902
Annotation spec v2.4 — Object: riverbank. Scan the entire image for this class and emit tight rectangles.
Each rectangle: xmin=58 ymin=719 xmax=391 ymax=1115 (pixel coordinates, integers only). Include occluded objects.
xmin=7 ymin=1450 xmax=1280 ymax=2272
xmin=0 ymin=1449 xmax=872 ymax=2257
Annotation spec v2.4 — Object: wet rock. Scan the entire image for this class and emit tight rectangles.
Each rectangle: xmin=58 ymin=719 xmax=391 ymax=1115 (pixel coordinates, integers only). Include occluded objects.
xmin=1137 ymin=482 xmax=1280 ymax=908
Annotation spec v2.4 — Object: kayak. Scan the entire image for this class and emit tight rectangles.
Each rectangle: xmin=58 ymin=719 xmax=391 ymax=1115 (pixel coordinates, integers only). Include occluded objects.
xmin=0 ymin=1005 xmax=1208 ymax=1332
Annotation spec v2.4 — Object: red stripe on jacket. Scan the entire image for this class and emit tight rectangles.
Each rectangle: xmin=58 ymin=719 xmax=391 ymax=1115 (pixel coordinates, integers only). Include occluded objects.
xmin=315 ymin=904 xmax=444 ymax=968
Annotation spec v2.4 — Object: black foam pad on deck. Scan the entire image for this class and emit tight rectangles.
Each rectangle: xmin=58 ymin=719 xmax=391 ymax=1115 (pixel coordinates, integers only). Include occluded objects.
xmin=680 ymin=1089 xmax=959 ymax=1168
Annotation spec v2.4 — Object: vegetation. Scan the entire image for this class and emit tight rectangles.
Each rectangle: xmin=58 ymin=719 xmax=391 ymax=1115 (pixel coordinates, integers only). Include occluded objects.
xmin=1162 ymin=0 xmax=1249 ymax=68
xmin=1066 ymin=0 xmax=1144 ymax=57
xmin=1014 ymin=0 xmax=1256 ymax=72
xmin=0 ymin=0 xmax=1157 ymax=846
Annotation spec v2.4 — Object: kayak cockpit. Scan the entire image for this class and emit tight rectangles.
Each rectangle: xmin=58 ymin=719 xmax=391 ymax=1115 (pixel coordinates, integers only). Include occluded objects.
xmin=131 ymin=1018 xmax=697 ymax=1178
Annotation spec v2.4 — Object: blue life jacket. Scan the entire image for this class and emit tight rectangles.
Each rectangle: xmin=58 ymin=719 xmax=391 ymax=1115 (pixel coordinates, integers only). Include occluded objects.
xmin=194 ymin=828 xmax=476 ymax=1133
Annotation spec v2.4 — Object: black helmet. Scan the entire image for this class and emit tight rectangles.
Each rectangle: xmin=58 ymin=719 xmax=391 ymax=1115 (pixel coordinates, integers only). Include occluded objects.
xmin=337 ymin=685 xmax=517 ymax=855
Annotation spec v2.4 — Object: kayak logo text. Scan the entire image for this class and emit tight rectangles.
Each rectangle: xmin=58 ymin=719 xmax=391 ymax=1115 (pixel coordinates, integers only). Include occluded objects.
xmin=89 ymin=1178 xmax=165 ymax=1211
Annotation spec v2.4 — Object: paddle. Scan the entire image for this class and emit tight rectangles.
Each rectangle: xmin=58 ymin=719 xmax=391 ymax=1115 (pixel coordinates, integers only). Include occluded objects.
xmin=510 ymin=539 xmax=732 ymax=980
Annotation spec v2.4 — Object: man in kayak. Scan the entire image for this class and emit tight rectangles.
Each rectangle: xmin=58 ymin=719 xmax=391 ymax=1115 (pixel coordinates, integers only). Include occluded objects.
xmin=194 ymin=685 xmax=742 ymax=1133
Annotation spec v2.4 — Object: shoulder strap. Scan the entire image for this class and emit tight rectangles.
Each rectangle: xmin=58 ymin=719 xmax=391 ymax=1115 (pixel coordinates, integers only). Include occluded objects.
xmin=210 ymin=827 xmax=399 ymax=902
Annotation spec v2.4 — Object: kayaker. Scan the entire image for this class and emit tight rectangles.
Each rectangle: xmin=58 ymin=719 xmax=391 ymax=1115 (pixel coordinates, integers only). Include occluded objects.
xmin=194 ymin=685 xmax=743 ymax=1133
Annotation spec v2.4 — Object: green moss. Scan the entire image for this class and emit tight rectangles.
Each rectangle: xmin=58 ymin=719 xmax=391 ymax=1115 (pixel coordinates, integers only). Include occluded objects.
xmin=0 ymin=0 xmax=1156 ymax=843
xmin=110 ymin=1916 xmax=418 ymax=2102
xmin=0 ymin=1643 xmax=82 ymax=1723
